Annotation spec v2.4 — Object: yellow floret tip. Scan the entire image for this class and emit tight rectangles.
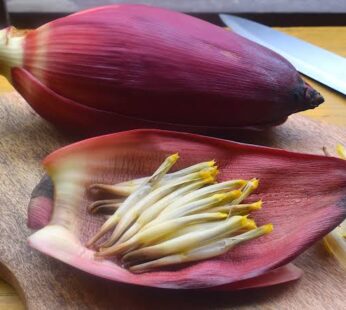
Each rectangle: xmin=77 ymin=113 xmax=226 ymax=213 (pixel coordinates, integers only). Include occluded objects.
xmin=199 ymin=166 xmax=218 ymax=179
xmin=217 ymin=212 xmax=228 ymax=219
xmin=168 ymin=153 xmax=180 ymax=162
xmin=245 ymin=218 xmax=257 ymax=230
xmin=336 ymin=144 xmax=346 ymax=160
xmin=203 ymin=176 xmax=216 ymax=184
xmin=240 ymin=215 xmax=249 ymax=226
xmin=221 ymin=190 xmax=242 ymax=203
xmin=250 ymin=178 xmax=260 ymax=189
xmin=210 ymin=166 xmax=219 ymax=177
xmin=251 ymin=200 xmax=263 ymax=210
xmin=238 ymin=180 xmax=247 ymax=187
xmin=213 ymin=168 xmax=219 ymax=177
xmin=322 ymin=239 xmax=333 ymax=255
xmin=207 ymin=160 xmax=216 ymax=167
xmin=229 ymin=189 xmax=242 ymax=199
xmin=262 ymin=223 xmax=274 ymax=234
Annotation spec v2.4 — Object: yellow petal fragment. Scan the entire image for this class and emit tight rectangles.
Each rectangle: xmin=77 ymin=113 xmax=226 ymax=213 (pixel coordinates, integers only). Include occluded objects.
xmin=323 ymin=225 xmax=346 ymax=269
xmin=336 ymin=144 xmax=346 ymax=160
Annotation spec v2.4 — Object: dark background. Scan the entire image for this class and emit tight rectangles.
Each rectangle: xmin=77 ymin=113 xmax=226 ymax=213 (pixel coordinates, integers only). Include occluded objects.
xmin=1 ymin=0 xmax=346 ymax=28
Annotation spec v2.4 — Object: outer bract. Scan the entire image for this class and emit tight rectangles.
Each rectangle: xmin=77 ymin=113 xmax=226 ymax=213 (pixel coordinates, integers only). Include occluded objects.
xmin=28 ymin=129 xmax=346 ymax=289
xmin=211 ymin=263 xmax=303 ymax=291
xmin=0 ymin=4 xmax=323 ymax=136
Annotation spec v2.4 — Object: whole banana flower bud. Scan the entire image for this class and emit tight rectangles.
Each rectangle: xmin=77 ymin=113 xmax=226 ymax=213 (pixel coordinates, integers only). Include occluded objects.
xmin=0 ymin=4 xmax=323 ymax=136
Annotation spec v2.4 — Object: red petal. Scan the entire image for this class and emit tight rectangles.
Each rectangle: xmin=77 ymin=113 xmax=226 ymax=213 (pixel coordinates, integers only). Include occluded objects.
xmin=12 ymin=67 xmax=143 ymax=136
xmin=28 ymin=129 xmax=346 ymax=289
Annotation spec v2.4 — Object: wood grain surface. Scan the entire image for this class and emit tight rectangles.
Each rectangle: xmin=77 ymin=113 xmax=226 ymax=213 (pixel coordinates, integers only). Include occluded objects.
xmin=0 ymin=26 xmax=345 ymax=309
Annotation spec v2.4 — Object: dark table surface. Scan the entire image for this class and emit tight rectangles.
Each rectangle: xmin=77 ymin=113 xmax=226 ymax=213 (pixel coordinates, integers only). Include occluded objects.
xmin=2 ymin=0 xmax=346 ymax=28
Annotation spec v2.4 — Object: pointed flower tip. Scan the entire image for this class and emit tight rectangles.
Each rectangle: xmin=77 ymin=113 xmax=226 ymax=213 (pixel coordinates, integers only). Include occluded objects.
xmin=240 ymin=215 xmax=249 ymax=226
xmin=230 ymin=189 xmax=242 ymax=200
xmin=213 ymin=189 xmax=241 ymax=203
xmin=208 ymin=160 xmax=216 ymax=167
xmin=250 ymin=178 xmax=260 ymax=189
xmin=203 ymin=176 xmax=216 ymax=185
xmin=217 ymin=212 xmax=228 ymax=219
xmin=238 ymin=180 xmax=247 ymax=187
xmin=169 ymin=153 xmax=180 ymax=162
xmin=245 ymin=218 xmax=257 ymax=230
xmin=262 ymin=223 xmax=274 ymax=234
xmin=199 ymin=166 xmax=218 ymax=180
xmin=251 ymin=200 xmax=263 ymax=210
xmin=218 ymin=189 xmax=242 ymax=202
xmin=212 ymin=192 xmax=227 ymax=201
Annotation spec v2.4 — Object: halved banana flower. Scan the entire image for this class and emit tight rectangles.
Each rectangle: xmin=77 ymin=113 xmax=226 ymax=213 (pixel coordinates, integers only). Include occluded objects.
xmin=89 ymin=160 xmax=216 ymax=197
xmin=122 ymin=215 xmax=248 ymax=264
xmin=28 ymin=130 xmax=346 ymax=289
xmin=86 ymin=153 xmax=179 ymax=247
xmin=100 ymin=167 xmax=217 ymax=248
xmin=130 ymin=224 xmax=273 ymax=273
xmin=96 ymin=212 xmax=227 ymax=258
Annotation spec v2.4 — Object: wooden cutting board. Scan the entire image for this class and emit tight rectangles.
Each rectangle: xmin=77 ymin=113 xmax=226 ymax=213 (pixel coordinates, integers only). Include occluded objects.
xmin=0 ymin=81 xmax=345 ymax=309
xmin=0 ymin=26 xmax=346 ymax=310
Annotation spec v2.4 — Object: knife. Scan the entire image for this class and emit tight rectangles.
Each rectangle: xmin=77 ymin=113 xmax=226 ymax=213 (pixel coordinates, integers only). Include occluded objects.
xmin=219 ymin=14 xmax=346 ymax=95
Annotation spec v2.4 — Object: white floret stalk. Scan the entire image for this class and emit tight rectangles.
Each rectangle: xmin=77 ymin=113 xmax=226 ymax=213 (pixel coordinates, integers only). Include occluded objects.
xmin=100 ymin=167 xmax=217 ymax=248
xmin=116 ymin=178 xmax=214 ymax=244
xmin=96 ymin=212 xmax=227 ymax=258
xmin=89 ymin=160 xmax=215 ymax=196
xmin=86 ymin=153 xmax=179 ymax=247
xmin=122 ymin=215 xmax=248 ymax=265
xmin=129 ymin=224 xmax=273 ymax=273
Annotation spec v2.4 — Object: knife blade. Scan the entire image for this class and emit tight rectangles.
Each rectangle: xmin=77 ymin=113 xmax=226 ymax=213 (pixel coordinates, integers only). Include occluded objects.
xmin=219 ymin=14 xmax=346 ymax=95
